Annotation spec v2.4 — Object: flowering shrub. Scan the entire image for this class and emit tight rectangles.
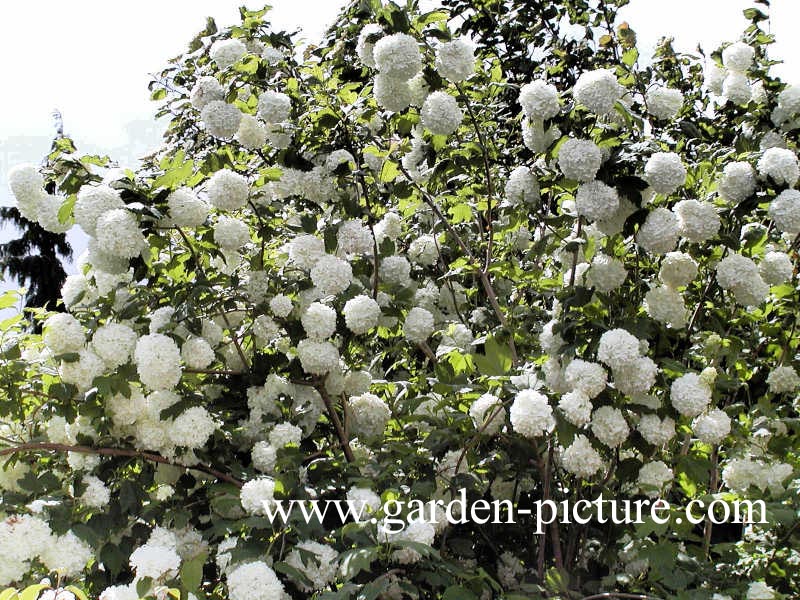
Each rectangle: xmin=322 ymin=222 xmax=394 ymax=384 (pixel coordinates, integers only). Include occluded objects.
xmin=1 ymin=1 xmax=799 ymax=599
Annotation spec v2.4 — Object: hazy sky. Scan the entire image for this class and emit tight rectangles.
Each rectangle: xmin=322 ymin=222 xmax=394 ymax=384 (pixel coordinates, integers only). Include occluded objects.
xmin=0 ymin=0 xmax=798 ymax=301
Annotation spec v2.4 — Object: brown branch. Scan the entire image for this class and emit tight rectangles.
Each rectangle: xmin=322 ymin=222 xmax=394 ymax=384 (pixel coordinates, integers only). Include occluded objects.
xmin=0 ymin=442 xmax=242 ymax=488
xmin=317 ymin=387 xmax=355 ymax=463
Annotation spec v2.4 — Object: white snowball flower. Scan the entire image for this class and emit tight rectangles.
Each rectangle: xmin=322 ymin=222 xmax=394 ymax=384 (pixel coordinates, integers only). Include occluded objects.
xmin=760 ymin=251 xmax=793 ymax=285
xmin=8 ymin=163 xmax=44 ymax=207
xmin=561 ymin=435 xmax=604 ymax=478
xmin=379 ymin=255 xmax=412 ymax=286
xmin=564 ymin=359 xmax=607 ymax=399
xmin=746 ymin=582 xmax=776 ymax=600
xmin=92 ymin=322 xmax=137 ymax=368
xmin=214 ymin=216 xmax=250 ymax=249
xmin=578 ymin=185 xmax=623 ymax=231
xmin=718 ymin=161 xmax=756 ymax=203
xmin=644 ymin=152 xmax=686 ymax=195
xmin=170 ymin=406 xmax=218 ymax=449
xmin=285 ymin=540 xmax=339 ymax=592
xmin=558 ymin=390 xmax=592 ymax=426
xmin=573 ymin=68 xmax=623 ymax=115
xmin=296 ymin=339 xmax=339 ymax=375
xmin=769 ymin=189 xmax=800 ymax=234
xmin=347 ymin=487 xmax=381 ymax=515
xmin=645 ymin=285 xmax=688 ymax=329
xmin=591 ymin=406 xmax=629 ymax=448
xmin=257 ymin=90 xmax=291 ymax=123
xmin=758 ymin=147 xmax=799 ymax=186
xmin=129 ymin=544 xmax=181 ymax=580
xmin=469 ymin=393 xmax=506 ymax=435
xmin=59 ymin=349 xmax=105 ymax=390
xmin=74 ymin=185 xmax=125 ymax=236
xmin=240 ymin=477 xmax=276 ymax=515
xmin=722 ymin=72 xmax=751 ymax=105
xmin=505 ymin=166 xmax=540 ymax=205
xmin=558 ymin=139 xmax=603 ymax=182
xmin=269 ymin=422 xmax=303 ymax=447
xmin=301 ymin=302 xmax=337 ymax=339
xmin=269 ymin=294 xmax=293 ymax=318
xmin=167 ymin=188 xmax=208 ymax=227
xmin=519 ymin=80 xmax=561 ymax=120
xmin=722 ymin=41 xmax=755 ymax=73
xmin=325 ymin=149 xmax=356 ymax=172
xmin=674 ymin=199 xmax=720 ymax=243
xmin=36 ymin=194 xmax=71 ymax=234
xmin=597 ymin=328 xmax=642 ymax=369
xmin=190 ymin=76 xmax=224 ymax=110
xmin=251 ymin=441 xmax=277 ymax=472
xmin=638 ymin=461 xmax=673 ymax=497
xmin=612 ymin=356 xmax=658 ymax=396
xmin=356 ymin=24 xmax=383 ymax=68
xmin=227 ymin=561 xmax=285 ymax=600
xmin=510 ymin=389 xmax=555 ymax=438
xmin=235 ymin=114 xmax=268 ymax=149
xmin=373 ymin=33 xmax=422 ymax=79
xmin=41 ymin=531 xmax=92 ymax=577
xmin=310 ymin=254 xmax=353 ymax=296
xmin=767 ymin=365 xmax=800 ymax=393
xmin=692 ymin=408 xmax=731 ymax=444
xmin=403 ymin=307 xmax=435 ymax=343
xmin=716 ymin=253 xmax=770 ymax=306
xmin=181 ymin=337 xmax=215 ymax=369
xmin=207 ymin=169 xmax=249 ymax=211
xmin=80 ymin=474 xmax=111 ymax=508
xmin=637 ymin=207 xmax=679 ymax=254
xmin=200 ymin=101 xmax=242 ymax=139
xmin=337 ymin=220 xmax=373 ymax=255
xmin=95 ymin=209 xmax=146 ymax=258
xmin=595 ymin=195 xmax=636 ymax=236
xmin=373 ymin=74 xmax=413 ymax=112
xmin=349 ymin=392 xmax=391 ymax=439
xmin=134 ymin=333 xmax=182 ymax=391
xmin=421 ymin=91 xmax=463 ymax=136
xmin=638 ymin=414 xmax=675 ymax=446
xmin=659 ymin=252 xmax=698 ymax=288
xmin=44 ymin=313 xmax=86 ymax=355
xmin=408 ymin=234 xmax=439 ymax=265
xmin=585 ymin=253 xmax=627 ymax=293
xmin=288 ymin=234 xmax=325 ymax=270
xmin=210 ymin=38 xmax=246 ymax=69
xmin=670 ymin=373 xmax=712 ymax=417
xmin=645 ymin=86 xmax=683 ymax=120
xmin=522 ymin=118 xmax=561 ymax=153
xmin=374 ymin=211 xmax=403 ymax=241
xmin=435 ymin=38 xmax=475 ymax=82
xmin=343 ymin=294 xmax=381 ymax=334
xmin=381 ymin=517 xmax=435 ymax=564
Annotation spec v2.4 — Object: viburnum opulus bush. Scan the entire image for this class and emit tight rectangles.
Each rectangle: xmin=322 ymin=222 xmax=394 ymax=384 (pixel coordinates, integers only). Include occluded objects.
xmin=1 ymin=0 xmax=799 ymax=598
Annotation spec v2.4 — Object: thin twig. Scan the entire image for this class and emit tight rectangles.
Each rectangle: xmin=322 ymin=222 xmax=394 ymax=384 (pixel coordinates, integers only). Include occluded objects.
xmin=317 ymin=386 xmax=355 ymax=463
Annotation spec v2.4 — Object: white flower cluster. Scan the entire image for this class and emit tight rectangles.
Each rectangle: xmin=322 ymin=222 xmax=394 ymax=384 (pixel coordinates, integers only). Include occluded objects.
xmin=236 ymin=114 xmax=268 ymax=149
xmin=718 ymin=161 xmax=756 ymax=203
xmin=301 ymin=302 xmax=337 ymax=339
xmin=227 ymin=561 xmax=285 ymax=600
xmin=134 ymin=334 xmax=182 ymax=391
xmin=674 ymin=199 xmax=720 ymax=243
xmin=421 ymin=91 xmax=464 ymax=136
xmin=343 ymin=294 xmax=381 ymax=334
xmin=43 ymin=313 xmax=85 ymax=355
xmin=129 ymin=543 xmax=181 ymax=580
xmin=638 ymin=460 xmax=673 ymax=497
xmin=403 ymin=307 xmax=435 ymax=343
xmin=510 ymin=389 xmax=554 ymax=438
xmin=167 ymin=188 xmax=208 ymax=227
xmin=240 ymin=477 xmax=276 ymax=515
xmin=637 ymin=207 xmax=679 ymax=254
xmin=575 ymin=180 xmax=619 ymax=222
xmin=561 ymin=435 xmax=604 ymax=478
xmin=644 ymin=152 xmax=686 ymax=195
xmin=766 ymin=365 xmax=800 ymax=393
xmin=210 ymin=38 xmax=246 ymax=69
xmin=190 ymin=76 xmax=224 ymax=110
xmin=573 ymin=68 xmax=623 ymax=115
xmin=558 ymin=138 xmax=602 ymax=182
xmin=285 ymin=540 xmax=339 ymax=591
xmin=760 ymin=250 xmax=793 ymax=285
xmin=722 ymin=456 xmax=792 ymax=495
xmin=7 ymin=164 xmax=69 ymax=233
xmin=758 ymin=147 xmax=799 ymax=186
xmin=768 ymin=189 xmax=800 ymax=234
xmin=692 ymin=408 xmax=731 ymax=444
xmin=644 ymin=285 xmax=688 ymax=329
xmin=591 ymin=405 xmax=629 ymax=448
xmin=597 ymin=328 xmax=657 ymax=396
xmin=659 ymin=252 xmax=698 ymax=288
xmin=715 ymin=253 xmax=770 ymax=306
xmin=435 ymin=38 xmax=475 ymax=82
xmin=311 ymin=254 xmax=353 ymax=295
xmin=670 ymin=372 xmax=712 ymax=417
xmin=59 ymin=349 xmax=105 ymax=391
xmin=171 ymin=406 xmax=219 ymax=449
xmin=349 ymin=393 xmax=391 ymax=439
xmin=505 ymin=166 xmax=540 ymax=205
xmin=200 ymin=100 xmax=242 ymax=139
xmin=74 ymin=184 xmax=125 ymax=236
xmin=469 ymin=393 xmax=505 ymax=435
xmin=638 ymin=414 xmax=675 ymax=446
xmin=296 ymin=339 xmax=340 ymax=375
xmin=585 ymin=253 xmax=627 ymax=293
xmin=207 ymin=169 xmax=249 ymax=211
xmin=645 ymin=86 xmax=683 ymax=120
xmin=519 ymin=80 xmax=561 ymax=121
xmin=214 ymin=216 xmax=250 ymax=249
xmin=96 ymin=209 xmax=146 ymax=258
xmin=380 ymin=518 xmax=435 ymax=564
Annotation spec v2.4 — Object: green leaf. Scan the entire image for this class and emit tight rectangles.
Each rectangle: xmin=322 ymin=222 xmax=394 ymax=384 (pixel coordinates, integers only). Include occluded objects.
xmin=380 ymin=160 xmax=400 ymax=183
xmin=442 ymin=586 xmax=477 ymax=600
xmin=19 ymin=585 xmax=49 ymax=600
xmin=180 ymin=551 xmax=208 ymax=592
xmin=0 ymin=589 xmax=20 ymax=600
xmin=339 ymin=547 xmax=377 ymax=580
